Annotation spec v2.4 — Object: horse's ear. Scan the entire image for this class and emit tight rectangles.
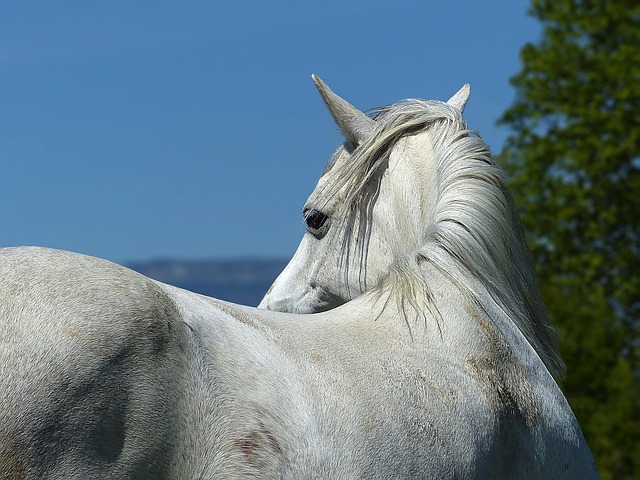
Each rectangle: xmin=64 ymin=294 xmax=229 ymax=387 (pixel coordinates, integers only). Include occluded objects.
xmin=312 ymin=74 xmax=375 ymax=144
xmin=447 ymin=84 xmax=471 ymax=113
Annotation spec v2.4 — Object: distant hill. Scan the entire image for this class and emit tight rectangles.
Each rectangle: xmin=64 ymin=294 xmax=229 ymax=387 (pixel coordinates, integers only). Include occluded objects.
xmin=127 ymin=258 xmax=288 ymax=307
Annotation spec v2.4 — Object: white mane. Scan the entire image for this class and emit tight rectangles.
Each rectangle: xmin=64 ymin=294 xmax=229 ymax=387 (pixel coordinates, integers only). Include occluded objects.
xmin=319 ymin=99 xmax=565 ymax=379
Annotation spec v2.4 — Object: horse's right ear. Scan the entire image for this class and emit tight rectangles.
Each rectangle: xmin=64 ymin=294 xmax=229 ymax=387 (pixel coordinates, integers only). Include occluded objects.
xmin=447 ymin=84 xmax=471 ymax=113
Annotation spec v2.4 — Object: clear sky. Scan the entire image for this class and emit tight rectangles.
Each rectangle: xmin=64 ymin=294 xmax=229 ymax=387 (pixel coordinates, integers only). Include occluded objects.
xmin=1 ymin=0 xmax=540 ymax=264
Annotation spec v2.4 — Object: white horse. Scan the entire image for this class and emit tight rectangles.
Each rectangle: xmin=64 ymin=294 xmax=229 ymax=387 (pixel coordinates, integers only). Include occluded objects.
xmin=0 ymin=76 xmax=598 ymax=479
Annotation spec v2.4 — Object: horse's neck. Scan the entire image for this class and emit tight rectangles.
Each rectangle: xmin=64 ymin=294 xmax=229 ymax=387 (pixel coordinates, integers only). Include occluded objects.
xmin=369 ymin=262 xmax=544 ymax=374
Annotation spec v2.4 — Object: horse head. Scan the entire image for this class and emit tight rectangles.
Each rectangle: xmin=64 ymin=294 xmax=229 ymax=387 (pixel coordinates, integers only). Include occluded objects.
xmin=259 ymin=75 xmax=470 ymax=314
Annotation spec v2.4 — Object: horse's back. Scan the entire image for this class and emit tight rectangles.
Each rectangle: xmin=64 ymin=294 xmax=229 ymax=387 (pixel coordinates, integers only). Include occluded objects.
xmin=0 ymin=247 xmax=191 ymax=479
xmin=0 ymin=247 xmax=599 ymax=478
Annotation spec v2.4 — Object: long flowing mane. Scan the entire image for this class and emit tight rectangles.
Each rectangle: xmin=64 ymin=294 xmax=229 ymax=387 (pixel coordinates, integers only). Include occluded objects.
xmin=320 ymin=98 xmax=565 ymax=379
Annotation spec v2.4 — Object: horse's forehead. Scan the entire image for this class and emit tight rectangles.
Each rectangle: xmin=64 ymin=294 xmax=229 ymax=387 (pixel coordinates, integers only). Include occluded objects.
xmin=321 ymin=144 xmax=348 ymax=177
xmin=306 ymin=146 xmax=350 ymax=207
xmin=308 ymin=126 xmax=436 ymax=211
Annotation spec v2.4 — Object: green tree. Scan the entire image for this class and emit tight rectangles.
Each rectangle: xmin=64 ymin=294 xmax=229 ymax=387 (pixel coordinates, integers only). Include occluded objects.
xmin=497 ymin=1 xmax=640 ymax=478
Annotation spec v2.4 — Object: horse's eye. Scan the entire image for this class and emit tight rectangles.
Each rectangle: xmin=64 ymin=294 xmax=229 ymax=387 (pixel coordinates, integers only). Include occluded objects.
xmin=303 ymin=209 xmax=329 ymax=238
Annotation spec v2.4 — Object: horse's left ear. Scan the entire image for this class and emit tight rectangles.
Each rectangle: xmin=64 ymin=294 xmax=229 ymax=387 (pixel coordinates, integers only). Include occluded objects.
xmin=447 ymin=84 xmax=471 ymax=113
xmin=312 ymin=74 xmax=376 ymax=145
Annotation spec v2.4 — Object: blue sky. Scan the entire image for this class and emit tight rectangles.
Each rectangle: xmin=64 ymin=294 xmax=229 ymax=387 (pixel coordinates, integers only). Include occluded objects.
xmin=1 ymin=1 xmax=540 ymax=263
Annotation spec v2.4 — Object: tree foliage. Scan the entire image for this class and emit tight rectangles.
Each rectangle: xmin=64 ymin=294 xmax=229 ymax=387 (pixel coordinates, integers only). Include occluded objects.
xmin=497 ymin=1 xmax=640 ymax=478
